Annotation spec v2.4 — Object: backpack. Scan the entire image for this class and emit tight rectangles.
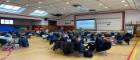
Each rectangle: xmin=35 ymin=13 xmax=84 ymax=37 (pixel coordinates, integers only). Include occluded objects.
xmin=83 ymin=49 xmax=93 ymax=58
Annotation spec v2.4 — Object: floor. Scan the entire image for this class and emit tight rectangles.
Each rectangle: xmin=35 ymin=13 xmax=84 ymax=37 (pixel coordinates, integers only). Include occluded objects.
xmin=0 ymin=36 xmax=139 ymax=60
xmin=133 ymin=38 xmax=140 ymax=60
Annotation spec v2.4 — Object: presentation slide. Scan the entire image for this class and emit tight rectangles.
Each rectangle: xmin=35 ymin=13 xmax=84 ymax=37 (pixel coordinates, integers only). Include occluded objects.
xmin=76 ymin=19 xmax=96 ymax=30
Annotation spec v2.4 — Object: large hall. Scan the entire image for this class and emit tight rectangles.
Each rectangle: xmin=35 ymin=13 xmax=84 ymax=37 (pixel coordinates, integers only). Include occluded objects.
xmin=0 ymin=0 xmax=140 ymax=60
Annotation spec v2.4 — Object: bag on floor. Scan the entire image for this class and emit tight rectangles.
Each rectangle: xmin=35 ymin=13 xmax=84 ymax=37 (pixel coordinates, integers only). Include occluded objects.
xmin=18 ymin=37 xmax=29 ymax=47
xmin=83 ymin=49 xmax=93 ymax=58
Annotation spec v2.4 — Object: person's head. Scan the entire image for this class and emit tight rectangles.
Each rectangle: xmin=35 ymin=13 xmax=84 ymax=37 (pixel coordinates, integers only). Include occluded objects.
xmin=97 ymin=33 xmax=102 ymax=37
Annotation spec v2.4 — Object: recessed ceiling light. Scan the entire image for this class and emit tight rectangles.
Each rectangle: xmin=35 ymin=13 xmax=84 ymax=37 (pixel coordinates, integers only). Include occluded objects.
xmin=85 ymin=8 xmax=89 ymax=11
xmin=105 ymin=7 xmax=109 ymax=8
xmin=124 ymin=4 xmax=128 ymax=6
xmin=38 ymin=1 xmax=42 ymax=4
xmin=25 ymin=4 xmax=29 ymax=7
xmin=66 ymin=2 xmax=70 ymax=4
xmin=38 ymin=7 xmax=41 ymax=8
xmin=121 ymin=0 xmax=126 ymax=3
xmin=6 ymin=0 xmax=10 ymax=2
xmin=60 ymin=12 xmax=64 ymax=14
xmin=99 ymin=3 xmax=103 ymax=6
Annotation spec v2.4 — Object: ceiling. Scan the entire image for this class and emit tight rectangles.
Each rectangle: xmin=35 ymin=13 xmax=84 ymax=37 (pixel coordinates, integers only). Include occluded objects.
xmin=0 ymin=0 xmax=139 ymax=18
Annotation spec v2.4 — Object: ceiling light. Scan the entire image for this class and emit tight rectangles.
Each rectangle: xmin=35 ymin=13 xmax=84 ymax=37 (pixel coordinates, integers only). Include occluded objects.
xmin=30 ymin=10 xmax=48 ymax=17
xmin=105 ymin=7 xmax=109 ymax=8
xmin=99 ymin=3 xmax=103 ymax=6
xmin=0 ymin=4 xmax=26 ymax=14
xmin=85 ymin=8 xmax=89 ymax=11
xmin=6 ymin=0 xmax=10 ymax=2
xmin=60 ymin=12 xmax=64 ymax=14
xmin=25 ymin=4 xmax=29 ymax=7
xmin=38 ymin=7 xmax=41 ymax=8
xmin=38 ymin=1 xmax=42 ymax=4
xmin=124 ymin=4 xmax=128 ymax=6
xmin=66 ymin=2 xmax=70 ymax=4
xmin=121 ymin=0 xmax=126 ymax=3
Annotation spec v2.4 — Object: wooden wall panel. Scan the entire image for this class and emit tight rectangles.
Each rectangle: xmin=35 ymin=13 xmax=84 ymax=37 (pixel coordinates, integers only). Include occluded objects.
xmin=57 ymin=26 xmax=75 ymax=32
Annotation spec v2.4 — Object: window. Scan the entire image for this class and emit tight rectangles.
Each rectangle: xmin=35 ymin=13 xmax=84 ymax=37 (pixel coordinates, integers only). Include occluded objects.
xmin=0 ymin=4 xmax=26 ymax=14
xmin=30 ymin=10 xmax=48 ymax=17
xmin=1 ymin=19 xmax=5 ymax=24
xmin=9 ymin=20 xmax=13 ymax=24
xmin=0 ymin=19 xmax=13 ymax=24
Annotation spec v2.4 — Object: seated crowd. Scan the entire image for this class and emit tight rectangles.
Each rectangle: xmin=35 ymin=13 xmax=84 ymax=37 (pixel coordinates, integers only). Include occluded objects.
xmin=0 ymin=30 xmax=133 ymax=58
xmin=37 ymin=30 xmax=133 ymax=58
xmin=0 ymin=31 xmax=31 ymax=51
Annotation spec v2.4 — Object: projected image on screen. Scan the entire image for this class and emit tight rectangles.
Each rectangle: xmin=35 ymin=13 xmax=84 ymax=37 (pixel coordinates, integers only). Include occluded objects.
xmin=76 ymin=19 xmax=96 ymax=30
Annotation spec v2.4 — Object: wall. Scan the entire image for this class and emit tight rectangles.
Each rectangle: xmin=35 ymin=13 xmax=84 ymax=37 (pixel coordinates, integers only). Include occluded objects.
xmin=96 ymin=18 xmax=122 ymax=30
xmin=57 ymin=15 xmax=74 ymax=26
xmin=76 ymin=13 xmax=122 ymax=19
xmin=0 ymin=13 xmax=50 ymax=31
xmin=76 ymin=13 xmax=123 ymax=31
xmin=0 ymin=13 xmax=47 ymax=25
xmin=1 ymin=10 xmax=140 ymax=31
xmin=32 ymin=20 xmax=48 ymax=25
xmin=0 ymin=13 xmax=44 ymax=20
xmin=58 ymin=13 xmax=123 ymax=31
xmin=125 ymin=10 xmax=140 ymax=24
xmin=57 ymin=10 xmax=140 ymax=31
xmin=57 ymin=20 xmax=74 ymax=26
xmin=0 ymin=18 xmax=48 ymax=25
xmin=15 ymin=20 xmax=49 ymax=31
xmin=14 ymin=19 xmax=32 ymax=25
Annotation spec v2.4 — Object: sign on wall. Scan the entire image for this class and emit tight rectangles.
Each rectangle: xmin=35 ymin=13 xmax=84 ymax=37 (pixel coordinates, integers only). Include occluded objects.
xmin=126 ymin=26 xmax=134 ymax=34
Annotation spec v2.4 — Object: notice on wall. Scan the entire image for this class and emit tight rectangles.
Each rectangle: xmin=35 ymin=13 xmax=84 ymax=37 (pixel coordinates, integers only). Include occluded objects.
xmin=126 ymin=26 xmax=134 ymax=34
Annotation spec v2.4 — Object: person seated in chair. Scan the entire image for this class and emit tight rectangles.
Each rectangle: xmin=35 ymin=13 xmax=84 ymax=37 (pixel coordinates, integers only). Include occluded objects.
xmin=116 ymin=33 xmax=124 ymax=44
xmin=0 ymin=39 xmax=7 ymax=46
xmin=95 ymin=34 xmax=112 ymax=52
xmin=123 ymin=33 xmax=133 ymax=45
xmin=18 ymin=36 xmax=29 ymax=47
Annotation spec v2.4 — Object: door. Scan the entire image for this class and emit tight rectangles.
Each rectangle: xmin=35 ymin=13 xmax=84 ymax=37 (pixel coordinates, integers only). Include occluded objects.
xmin=136 ymin=25 xmax=140 ymax=37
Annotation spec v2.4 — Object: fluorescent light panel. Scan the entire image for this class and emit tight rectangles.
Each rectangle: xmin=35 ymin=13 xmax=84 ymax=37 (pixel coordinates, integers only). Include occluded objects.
xmin=0 ymin=4 xmax=26 ymax=14
xmin=30 ymin=10 xmax=48 ymax=17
